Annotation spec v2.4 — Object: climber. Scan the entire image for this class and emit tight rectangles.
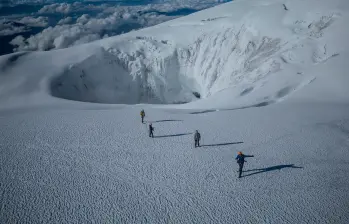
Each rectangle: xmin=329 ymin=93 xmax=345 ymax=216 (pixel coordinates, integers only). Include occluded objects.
xmin=194 ymin=130 xmax=201 ymax=147
xmin=235 ymin=151 xmax=254 ymax=178
xmin=140 ymin=109 xmax=145 ymax=123
xmin=149 ymin=123 xmax=154 ymax=138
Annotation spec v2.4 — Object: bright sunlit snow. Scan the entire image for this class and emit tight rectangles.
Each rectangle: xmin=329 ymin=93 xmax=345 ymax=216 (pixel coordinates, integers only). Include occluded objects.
xmin=1 ymin=0 xmax=349 ymax=223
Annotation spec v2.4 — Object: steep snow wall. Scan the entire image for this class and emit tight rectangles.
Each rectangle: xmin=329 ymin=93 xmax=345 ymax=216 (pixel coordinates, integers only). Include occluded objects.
xmin=51 ymin=22 xmax=329 ymax=105
xmin=51 ymin=43 xmax=199 ymax=104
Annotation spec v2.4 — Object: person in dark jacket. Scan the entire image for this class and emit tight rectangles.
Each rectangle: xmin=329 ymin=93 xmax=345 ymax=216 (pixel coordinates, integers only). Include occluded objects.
xmin=235 ymin=151 xmax=254 ymax=178
xmin=194 ymin=130 xmax=201 ymax=147
xmin=149 ymin=123 xmax=154 ymax=138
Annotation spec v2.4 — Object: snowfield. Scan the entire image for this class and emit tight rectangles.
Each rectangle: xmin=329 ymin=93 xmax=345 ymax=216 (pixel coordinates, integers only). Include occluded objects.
xmin=1 ymin=103 xmax=349 ymax=223
xmin=1 ymin=0 xmax=349 ymax=223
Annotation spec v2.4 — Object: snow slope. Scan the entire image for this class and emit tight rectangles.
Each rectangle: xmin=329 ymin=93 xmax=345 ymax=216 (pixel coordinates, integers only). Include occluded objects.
xmin=1 ymin=102 xmax=349 ymax=223
xmin=1 ymin=0 xmax=349 ymax=108
xmin=1 ymin=0 xmax=349 ymax=223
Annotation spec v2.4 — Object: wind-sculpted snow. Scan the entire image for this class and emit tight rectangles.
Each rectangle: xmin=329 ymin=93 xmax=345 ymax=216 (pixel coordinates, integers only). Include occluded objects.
xmin=1 ymin=103 xmax=349 ymax=223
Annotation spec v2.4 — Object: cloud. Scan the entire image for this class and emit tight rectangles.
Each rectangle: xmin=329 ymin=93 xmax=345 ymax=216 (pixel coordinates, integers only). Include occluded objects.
xmin=76 ymin=14 xmax=91 ymax=25
xmin=52 ymin=29 xmax=101 ymax=49
xmin=36 ymin=1 xmax=223 ymax=16
xmin=9 ymin=1 xmax=226 ymax=52
xmin=38 ymin=2 xmax=105 ymax=14
xmin=10 ymin=24 xmax=103 ymax=51
xmin=38 ymin=3 xmax=75 ymax=14
xmin=9 ymin=35 xmax=25 ymax=46
xmin=57 ymin=17 xmax=73 ymax=25
xmin=5 ymin=0 xmax=230 ymax=7
xmin=0 ymin=16 xmax=48 ymax=36
xmin=18 ymin=16 xmax=48 ymax=27
xmin=0 ymin=22 xmax=28 ymax=36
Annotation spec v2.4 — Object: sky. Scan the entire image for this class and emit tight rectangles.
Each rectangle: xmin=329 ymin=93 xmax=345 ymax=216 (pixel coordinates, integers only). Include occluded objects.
xmin=0 ymin=0 xmax=230 ymax=56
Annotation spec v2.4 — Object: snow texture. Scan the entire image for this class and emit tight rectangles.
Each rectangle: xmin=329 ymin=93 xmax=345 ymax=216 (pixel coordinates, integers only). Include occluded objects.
xmin=1 ymin=0 xmax=349 ymax=223
xmin=1 ymin=103 xmax=349 ymax=223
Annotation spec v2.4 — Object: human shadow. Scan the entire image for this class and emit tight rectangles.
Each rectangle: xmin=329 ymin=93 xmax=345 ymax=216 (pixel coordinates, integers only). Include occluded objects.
xmin=201 ymin=142 xmax=244 ymax=147
xmin=154 ymin=133 xmax=192 ymax=138
xmin=152 ymin=119 xmax=183 ymax=123
xmin=242 ymin=164 xmax=303 ymax=178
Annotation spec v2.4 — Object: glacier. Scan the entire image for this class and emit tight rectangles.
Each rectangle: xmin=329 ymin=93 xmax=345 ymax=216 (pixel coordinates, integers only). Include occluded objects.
xmin=1 ymin=0 xmax=349 ymax=223
xmin=1 ymin=0 xmax=348 ymax=108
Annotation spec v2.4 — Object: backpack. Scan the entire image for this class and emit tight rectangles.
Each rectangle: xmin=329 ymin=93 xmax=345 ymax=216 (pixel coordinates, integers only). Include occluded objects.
xmin=195 ymin=132 xmax=200 ymax=140
xmin=236 ymin=155 xmax=244 ymax=163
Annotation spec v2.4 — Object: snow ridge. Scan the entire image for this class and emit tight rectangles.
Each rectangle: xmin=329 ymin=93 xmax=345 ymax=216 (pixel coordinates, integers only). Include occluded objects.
xmin=49 ymin=27 xmax=304 ymax=105
xmin=1 ymin=0 xmax=349 ymax=109
xmin=46 ymin=0 xmax=348 ymax=107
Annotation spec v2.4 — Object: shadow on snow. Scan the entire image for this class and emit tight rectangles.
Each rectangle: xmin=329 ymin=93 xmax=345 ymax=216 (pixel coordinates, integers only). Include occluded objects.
xmin=151 ymin=119 xmax=183 ymax=123
xmin=242 ymin=164 xmax=303 ymax=178
xmin=154 ymin=133 xmax=192 ymax=138
xmin=201 ymin=142 xmax=244 ymax=147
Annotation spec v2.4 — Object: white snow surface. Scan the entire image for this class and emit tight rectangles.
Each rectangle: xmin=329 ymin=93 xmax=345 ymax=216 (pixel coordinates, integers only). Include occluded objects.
xmin=0 ymin=0 xmax=348 ymax=108
xmin=1 ymin=0 xmax=349 ymax=223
